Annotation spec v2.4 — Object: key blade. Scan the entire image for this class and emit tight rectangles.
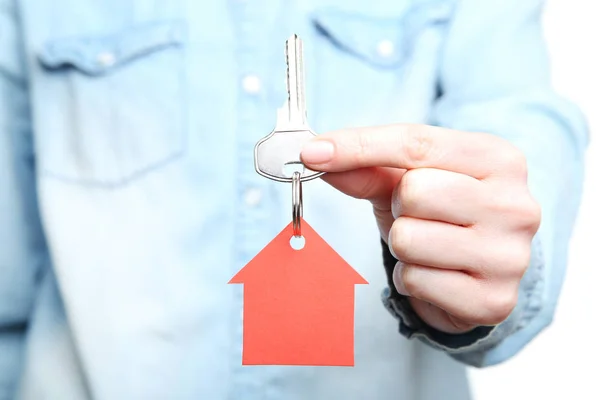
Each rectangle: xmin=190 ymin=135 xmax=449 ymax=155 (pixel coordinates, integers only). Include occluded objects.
xmin=286 ymin=34 xmax=307 ymax=127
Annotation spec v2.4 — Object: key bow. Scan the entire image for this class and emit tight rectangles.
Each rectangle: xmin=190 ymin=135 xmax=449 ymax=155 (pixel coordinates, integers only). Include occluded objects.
xmin=254 ymin=34 xmax=325 ymax=183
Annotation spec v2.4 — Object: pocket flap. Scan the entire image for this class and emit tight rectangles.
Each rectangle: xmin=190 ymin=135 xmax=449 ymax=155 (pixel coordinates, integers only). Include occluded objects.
xmin=38 ymin=20 xmax=187 ymax=76
xmin=311 ymin=1 xmax=454 ymax=69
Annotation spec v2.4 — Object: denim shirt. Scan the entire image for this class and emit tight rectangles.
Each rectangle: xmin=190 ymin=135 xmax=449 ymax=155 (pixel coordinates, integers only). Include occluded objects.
xmin=0 ymin=0 xmax=587 ymax=399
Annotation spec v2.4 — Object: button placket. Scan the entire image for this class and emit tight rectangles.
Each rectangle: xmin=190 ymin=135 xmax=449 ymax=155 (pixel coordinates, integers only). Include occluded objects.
xmin=228 ymin=1 xmax=283 ymax=399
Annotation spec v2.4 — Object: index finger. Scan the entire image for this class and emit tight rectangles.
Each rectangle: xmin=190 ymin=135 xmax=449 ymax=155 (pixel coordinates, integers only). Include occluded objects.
xmin=300 ymin=124 xmax=512 ymax=179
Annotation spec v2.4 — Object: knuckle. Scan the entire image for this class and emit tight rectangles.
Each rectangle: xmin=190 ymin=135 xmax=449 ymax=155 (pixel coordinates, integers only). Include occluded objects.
xmin=490 ymin=193 xmax=542 ymax=234
xmin=502 ymin=145 xmax=528 ymax=177
xmin=488 ymin=194 xmax=518 ymax=217
xmin=487 ymin=239 xmax=530 ymax=279
xmin=403 ymin=125 xmax=434 ymax=165
xmin=355 ymin=130 xmax=373 ymax=165
xmin=506 ymin=198 xmax=542 ymax=235
xmin=481 ymin=289 xmax=518 ymax=325
xmin=503 ymin=242 xmax=531 ymax=278
xmin=390 ymin=218 xmax=412 ymax=261
xmin=522 ymin=197 xmax=542 ymax=233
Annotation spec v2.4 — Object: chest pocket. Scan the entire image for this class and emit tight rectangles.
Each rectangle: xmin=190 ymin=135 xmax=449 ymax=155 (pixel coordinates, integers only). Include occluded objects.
xmin=311 ymin=2 xmax=454 ymax=68
xmin=37 ymin=20 xmax=187 ymax=187
xmin=307 ymin=1 xmax=454 ymax=131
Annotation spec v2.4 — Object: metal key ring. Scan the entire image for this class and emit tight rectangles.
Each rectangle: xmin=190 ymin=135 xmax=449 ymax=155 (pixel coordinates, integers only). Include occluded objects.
xmin=292 ymin=171 xmax=303 ymax=237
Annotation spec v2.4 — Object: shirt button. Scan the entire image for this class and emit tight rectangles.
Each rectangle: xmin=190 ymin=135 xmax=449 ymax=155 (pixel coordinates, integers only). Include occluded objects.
xmin=376 ymin=40 xmax=395 ymax=58
xmin=243 ymin=188 xmax=263 ymax=207
xmin=96 ymin=52 xmax=116 ymax=67
xmin=242 ymin=75 xmax=261 ymax=94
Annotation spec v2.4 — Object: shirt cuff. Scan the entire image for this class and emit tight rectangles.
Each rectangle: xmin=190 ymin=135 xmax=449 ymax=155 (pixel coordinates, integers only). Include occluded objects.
xmin=380 ymin=235 xmax=544 ymax=367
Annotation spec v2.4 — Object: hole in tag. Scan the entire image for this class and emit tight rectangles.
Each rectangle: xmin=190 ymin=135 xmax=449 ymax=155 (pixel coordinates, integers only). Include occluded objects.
xmin=283 ymin=162 xmax=306 ymax=178
xmin=290 ymin=235 xmax=305 ymax=250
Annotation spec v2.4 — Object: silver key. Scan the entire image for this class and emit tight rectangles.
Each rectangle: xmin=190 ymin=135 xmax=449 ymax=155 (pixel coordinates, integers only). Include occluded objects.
xmin=254 ymin=34 xmax=325 ymax=183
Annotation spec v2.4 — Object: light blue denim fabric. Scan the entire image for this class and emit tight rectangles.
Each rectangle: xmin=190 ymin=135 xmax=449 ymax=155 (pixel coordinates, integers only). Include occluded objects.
xmin=0 ymin=0 xmax=587 ymax=399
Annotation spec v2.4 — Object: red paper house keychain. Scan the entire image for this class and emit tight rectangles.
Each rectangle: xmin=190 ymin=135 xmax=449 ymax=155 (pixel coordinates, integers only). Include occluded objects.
xmin=229 ymin=215 xmax=367 ymax=366
xmin=228 ymin=35 xmax=367 ymax=366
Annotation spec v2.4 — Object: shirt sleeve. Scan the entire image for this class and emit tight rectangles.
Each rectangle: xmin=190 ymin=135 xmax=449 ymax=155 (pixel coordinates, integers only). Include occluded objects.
xmin=381 ymin=0 xmax=588 ymax=368
xmin=0 ymin=0 xmax=46 ymax=397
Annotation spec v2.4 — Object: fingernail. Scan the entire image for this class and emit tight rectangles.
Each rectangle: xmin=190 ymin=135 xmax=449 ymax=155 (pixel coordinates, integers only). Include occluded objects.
xmin=393 ymin=262 xmax=410 ymax=296
xmin=387 ymin=231 xmax=399 ymax=260
xmin=301 ymin=140 xmax=334 ymax=164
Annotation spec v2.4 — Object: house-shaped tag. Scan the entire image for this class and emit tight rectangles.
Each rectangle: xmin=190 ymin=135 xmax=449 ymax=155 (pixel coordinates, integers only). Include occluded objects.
xmin=229 ymin=218 xmax=368 ymax=366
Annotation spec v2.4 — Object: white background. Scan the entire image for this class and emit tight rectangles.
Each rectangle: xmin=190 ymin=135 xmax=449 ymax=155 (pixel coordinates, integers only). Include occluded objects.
xmin=470 ymin=1 xmax=600 ymax=399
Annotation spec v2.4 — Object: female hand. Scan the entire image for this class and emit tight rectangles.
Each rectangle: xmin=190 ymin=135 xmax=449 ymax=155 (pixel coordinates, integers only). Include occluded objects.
xmin=301 ymin=124 xmax=541 ymax=333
